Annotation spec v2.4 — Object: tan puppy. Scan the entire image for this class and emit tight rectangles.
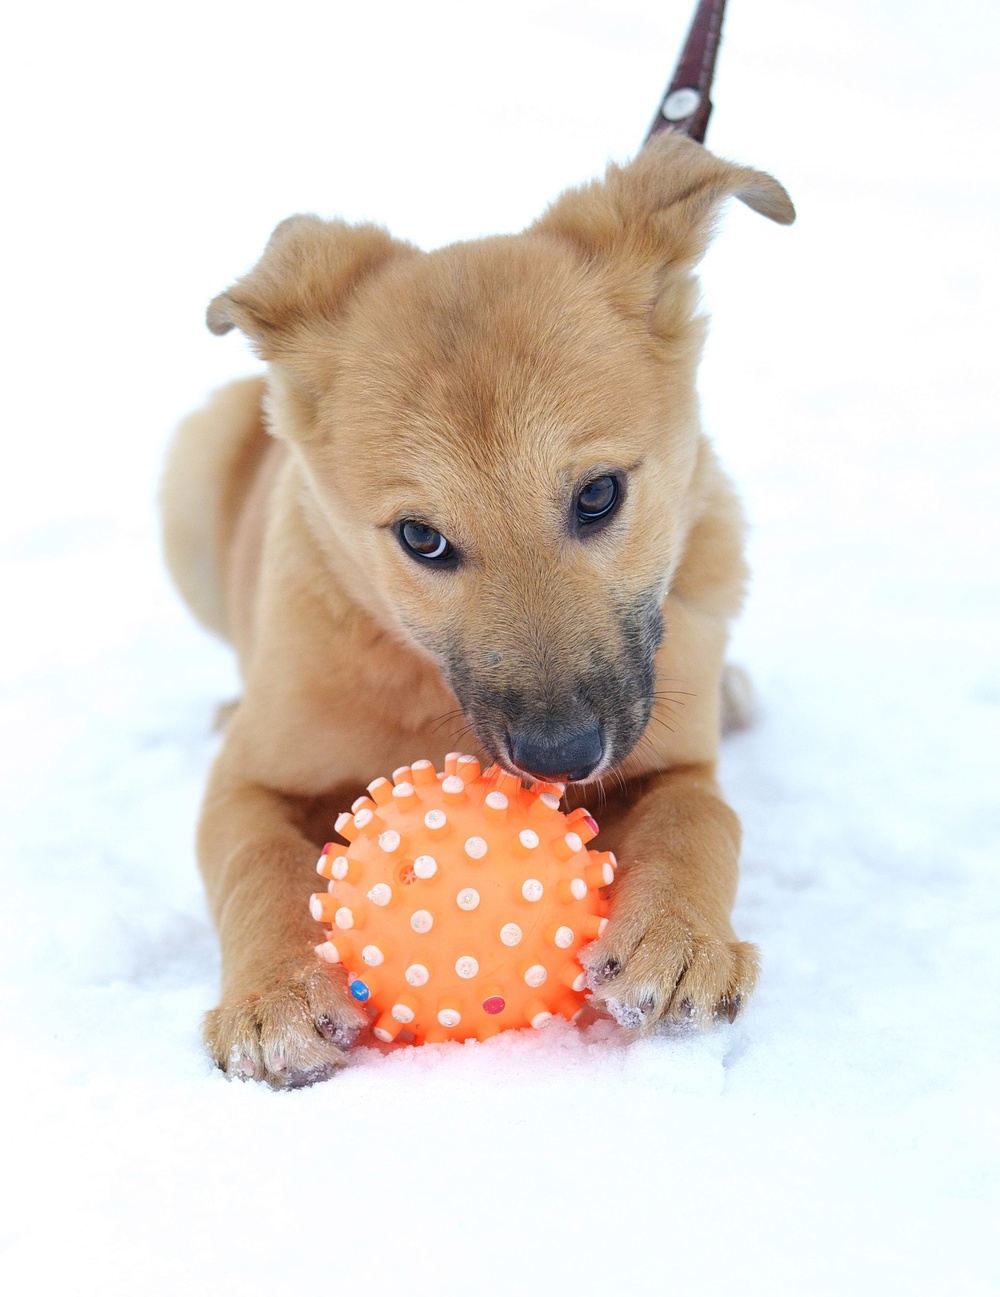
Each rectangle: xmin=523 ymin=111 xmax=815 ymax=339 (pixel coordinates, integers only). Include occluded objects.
xmin=161 ymin=133 xmax=794 ymax=1087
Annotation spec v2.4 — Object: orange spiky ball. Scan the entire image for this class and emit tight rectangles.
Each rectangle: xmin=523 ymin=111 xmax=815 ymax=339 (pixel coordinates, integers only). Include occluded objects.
xmin=310 ymin=753 xmax=615 ymax=1045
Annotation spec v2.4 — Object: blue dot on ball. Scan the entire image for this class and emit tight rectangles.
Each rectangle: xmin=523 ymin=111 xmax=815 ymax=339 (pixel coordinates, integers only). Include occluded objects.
xmin=349 ymin=979 xmax=371 ymax=1002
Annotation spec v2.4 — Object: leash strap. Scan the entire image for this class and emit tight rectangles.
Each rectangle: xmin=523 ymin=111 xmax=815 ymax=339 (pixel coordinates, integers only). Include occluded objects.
xmin=645 ymin=0 xmax=728 ymax=145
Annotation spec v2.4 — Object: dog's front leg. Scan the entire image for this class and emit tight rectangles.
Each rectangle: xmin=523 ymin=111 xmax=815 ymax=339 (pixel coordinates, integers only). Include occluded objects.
xmin=197 ymin=763 xmax=368 ymax=1088
xmin=581 ymin=763 xmax=757 ymax=1030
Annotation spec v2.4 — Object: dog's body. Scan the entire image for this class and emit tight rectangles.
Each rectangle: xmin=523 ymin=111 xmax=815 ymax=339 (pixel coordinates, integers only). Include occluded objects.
xmin=162 ymin=134 xmax=793 ymax=1087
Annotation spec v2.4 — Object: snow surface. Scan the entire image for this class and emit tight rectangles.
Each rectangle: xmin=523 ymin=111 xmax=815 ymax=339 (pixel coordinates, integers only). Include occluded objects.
xmin=2 ymin=1 xmax=998 ymax=1292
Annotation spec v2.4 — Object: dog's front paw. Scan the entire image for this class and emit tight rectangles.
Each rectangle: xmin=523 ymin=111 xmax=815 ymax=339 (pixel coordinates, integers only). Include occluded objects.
xmin=580 ymin=891 xmax=758 ymax=1032
xmin=203 ymin=959 xmax=368 ymax=1089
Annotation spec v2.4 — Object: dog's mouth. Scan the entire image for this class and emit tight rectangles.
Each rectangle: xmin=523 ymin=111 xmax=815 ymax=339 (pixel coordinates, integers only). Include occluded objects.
xmin=504 ymin=757 xmax=608 ymax=788
xmin=440 ymin=593 xmax=664 ymax=787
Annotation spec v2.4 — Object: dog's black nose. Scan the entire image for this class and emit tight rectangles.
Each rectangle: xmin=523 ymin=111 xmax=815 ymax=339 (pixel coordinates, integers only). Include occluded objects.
xmin=509 ymin=720 xmax=604 ymax=783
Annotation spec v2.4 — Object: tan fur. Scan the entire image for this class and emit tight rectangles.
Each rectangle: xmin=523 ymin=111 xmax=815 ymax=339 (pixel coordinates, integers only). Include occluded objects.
xmin=163 ymin=133 xmax=794 ymax=1086
xmin=161 ymin=376 xmax=271 ymax=640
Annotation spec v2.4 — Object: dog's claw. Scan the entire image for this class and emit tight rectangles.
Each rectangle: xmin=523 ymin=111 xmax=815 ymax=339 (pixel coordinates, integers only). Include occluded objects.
xmin=233 ymin=1053 xmax=256 ymax=1080
xmin=604 ymin=998 xmax=646 ymax=1029
xmin=587 ymin=958 xmax=622 ymax=988
xmin=718 ymin=994 xmax=742 ymax=1024
xmin=282 ymin=1061 xmax=345 ymax=1089
xmin=317 ymin=1014 xmax=360 ymax=1050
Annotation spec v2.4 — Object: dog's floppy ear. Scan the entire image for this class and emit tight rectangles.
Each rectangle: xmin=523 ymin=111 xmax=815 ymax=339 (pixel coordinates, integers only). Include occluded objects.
xmin=207 ymin=216 xmax=416 ymax=362
xmin=531 ymin=133 xmax=794 ymax=324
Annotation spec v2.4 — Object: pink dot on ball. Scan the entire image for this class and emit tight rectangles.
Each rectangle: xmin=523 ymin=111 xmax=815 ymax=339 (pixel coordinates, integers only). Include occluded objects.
xmin=483 ymin=996 xmax=506 ymax=1015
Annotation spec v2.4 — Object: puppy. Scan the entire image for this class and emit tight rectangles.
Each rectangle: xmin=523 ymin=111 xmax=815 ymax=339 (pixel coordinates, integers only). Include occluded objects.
xmin=161 ymin=132 xmax=794 ymax=1087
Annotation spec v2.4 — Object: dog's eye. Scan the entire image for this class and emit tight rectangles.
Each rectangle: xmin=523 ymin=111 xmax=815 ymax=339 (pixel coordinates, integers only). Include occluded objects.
xmin=398 ymin=521 xmax=454 ymax=563
xmin=576 ymin=475 xmax=620 ymax=525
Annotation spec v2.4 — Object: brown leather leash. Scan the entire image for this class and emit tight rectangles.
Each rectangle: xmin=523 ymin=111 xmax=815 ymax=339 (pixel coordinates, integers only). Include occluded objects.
xmin=645 ymin=0 xmax=727 ymax=146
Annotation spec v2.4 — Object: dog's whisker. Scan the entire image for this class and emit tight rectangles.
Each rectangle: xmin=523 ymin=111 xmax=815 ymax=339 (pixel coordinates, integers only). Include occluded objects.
xmin=428 ymin=709 xmax=468 ymax=736
xmin=608 ymin=762 xmax=629 ymax=804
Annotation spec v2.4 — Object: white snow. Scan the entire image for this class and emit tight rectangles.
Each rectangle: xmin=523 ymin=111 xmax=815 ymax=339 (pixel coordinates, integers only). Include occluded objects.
xmin=2 ymin=1 xmax=997 ymax=1293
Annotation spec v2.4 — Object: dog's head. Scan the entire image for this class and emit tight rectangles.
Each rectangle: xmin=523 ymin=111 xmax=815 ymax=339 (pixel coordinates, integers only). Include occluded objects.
xmin=208 ymin=134 xmax=793 ymax=782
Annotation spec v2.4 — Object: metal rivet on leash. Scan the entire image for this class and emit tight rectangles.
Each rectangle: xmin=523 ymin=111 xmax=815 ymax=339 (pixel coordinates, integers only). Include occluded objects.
xmin=662 ymin=87 xmax=702 ymax=122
